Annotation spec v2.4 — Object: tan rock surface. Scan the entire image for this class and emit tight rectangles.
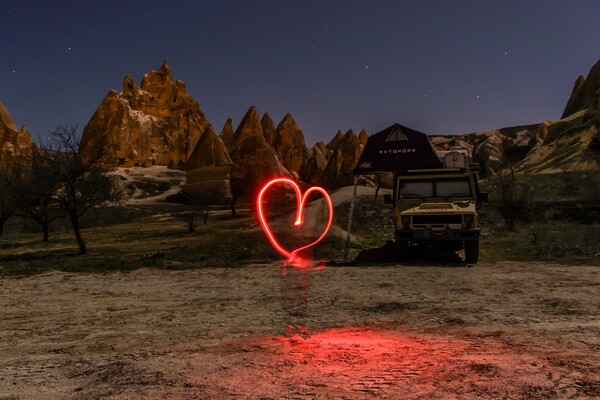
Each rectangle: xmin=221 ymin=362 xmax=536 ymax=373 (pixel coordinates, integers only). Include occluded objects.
xmin=219 ymin=118 xmax=234 ymax=150
xmin=326 ymin=130 xmax=344 ymax=151
xmin=228 ymin=106 xmax=290 ymax=196
xmin=185 ymin=124 xmax=232 ymax=171
xmin=358 ymin=128 xmax=368 ymax=145
xmin=300 ymin=141 xmax=328 ymax=185
xmin=321 ymin=129 xmax=363 ymax=188
xmin=80 ymin=61 xmax=209 ymax=169
xmin=272 ymin=113 xmax=307 ymax=175
xmin=431 ymin=124 xmax=540 ymax=175
xmin=261 ymin=112 xmax=276 ymax=147
xmin=562 ymin=59 xmax=600 ymax=118
xmin=184 ymin=124 xmax=233 ymax=202
xmin=0 ymin=101 xmax=35 ymax=164
xmin=0 ymin=101 xmax=18 ymax=133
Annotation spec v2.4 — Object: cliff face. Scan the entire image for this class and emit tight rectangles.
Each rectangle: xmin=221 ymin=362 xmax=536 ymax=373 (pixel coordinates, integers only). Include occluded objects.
xmin=80 ymin=61 xmax=209 ymax=169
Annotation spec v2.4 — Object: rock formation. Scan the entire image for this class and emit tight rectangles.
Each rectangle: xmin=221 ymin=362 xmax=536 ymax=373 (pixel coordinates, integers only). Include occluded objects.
xmin=0 ymin=101 xmax=34 ymax=164
xmin=321 ymin=129 xmax=364 ymax=188
xmin=431 ymin=124 xmax=541 ymax=175
xmin=228 ymin=106 xmax=290 ymax=200
xmin=562 ymin=59 xmax=600 ymax=118
xmin=219 ymin=118 xmax=234 ymax=150
xmin=519 ymin=74 xmax=600 ymax=174
xmin=326 ymin=130 xmax=344 ymax=152
xmin=300 ymin=141 xmax=328 ymax=185
xmin=358 ymin=128 xmax=369 ymax=146
xmin=80 ymin=61 xmax=209 ymax=169
xmin=271 ymin=113 xmax=307 ymax=176
xmin=0 ymin=101 xmax=18 ymax=135
xmin=184 ymin=124 xmax=233 ymax=203
xmin=261 ymin=113 xmax=276 ymax=147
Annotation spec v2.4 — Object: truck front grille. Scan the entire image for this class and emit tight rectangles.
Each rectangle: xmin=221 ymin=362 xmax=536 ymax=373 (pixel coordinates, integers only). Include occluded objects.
xmin=412 ymin=215 xmax=463 ymax=225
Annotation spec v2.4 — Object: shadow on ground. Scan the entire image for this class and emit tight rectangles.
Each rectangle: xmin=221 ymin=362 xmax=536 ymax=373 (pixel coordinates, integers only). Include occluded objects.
xmin=336 ymin=241 xmax=467 ymax=267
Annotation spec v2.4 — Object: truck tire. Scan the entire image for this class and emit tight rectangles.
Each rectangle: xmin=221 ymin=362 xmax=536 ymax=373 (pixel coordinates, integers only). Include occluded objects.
xmin=465 ymin=240 xmax=479 ymax=263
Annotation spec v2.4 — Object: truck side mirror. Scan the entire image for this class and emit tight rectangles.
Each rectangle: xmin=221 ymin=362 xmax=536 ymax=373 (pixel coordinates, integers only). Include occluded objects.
xmin=384 ymin=194 xmax=393 ymax=204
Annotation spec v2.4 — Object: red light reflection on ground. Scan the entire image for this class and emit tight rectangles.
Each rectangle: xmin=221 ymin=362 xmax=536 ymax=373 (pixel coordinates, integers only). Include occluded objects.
xmin=257 ymin=178 xmax=333 ymax=266
xmin=190 ymin=326 xmax=560 ymax=399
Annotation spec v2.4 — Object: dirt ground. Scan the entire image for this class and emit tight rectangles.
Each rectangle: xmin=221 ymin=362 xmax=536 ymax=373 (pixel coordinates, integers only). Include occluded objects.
xmin=1 ymin=261 xmax=599 ymax=399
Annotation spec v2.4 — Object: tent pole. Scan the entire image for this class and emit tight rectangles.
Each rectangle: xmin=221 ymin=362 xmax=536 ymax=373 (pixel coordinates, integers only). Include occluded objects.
xmin=343 ymin=175 xmax=359 ymax=261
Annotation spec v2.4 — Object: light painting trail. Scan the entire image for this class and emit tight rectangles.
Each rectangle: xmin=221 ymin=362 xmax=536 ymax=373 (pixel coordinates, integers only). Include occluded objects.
xmin=257 ymin=178 xmax=334 ymax=266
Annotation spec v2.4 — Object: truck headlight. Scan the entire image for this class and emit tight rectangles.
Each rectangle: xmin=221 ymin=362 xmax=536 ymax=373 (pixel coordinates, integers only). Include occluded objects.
xmin=401 ymin=215 xmax=411 ymax=225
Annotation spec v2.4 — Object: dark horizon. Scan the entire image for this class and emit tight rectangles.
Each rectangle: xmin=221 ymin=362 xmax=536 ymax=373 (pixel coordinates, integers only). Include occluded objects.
xmin=2 ymin=1 xmax=600 ymax=146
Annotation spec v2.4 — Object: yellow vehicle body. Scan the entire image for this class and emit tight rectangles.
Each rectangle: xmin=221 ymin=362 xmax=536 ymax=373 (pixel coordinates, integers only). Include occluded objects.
xmin=386 ymin=168 xmax=485 ymax=263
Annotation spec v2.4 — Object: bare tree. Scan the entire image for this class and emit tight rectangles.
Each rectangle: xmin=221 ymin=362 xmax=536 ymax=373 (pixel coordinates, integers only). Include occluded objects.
xmin=489 ymin=169 xmax=533 ymax=230
xmin=229 ymin=178 xmax=254 ymax=218
xmin=0 ymin=155 xmax=21 ymax=236
xmin=6 ymin=149 xmax=63 ymax=241
xmin=43 ymin=125 xmax=123 ymax=254
xmin=174 ymin=207 xmax=203 ymax=233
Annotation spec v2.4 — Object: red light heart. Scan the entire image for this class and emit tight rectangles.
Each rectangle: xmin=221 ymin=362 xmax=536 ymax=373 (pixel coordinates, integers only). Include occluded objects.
xmin=257 ymin=178 xmax=333 ymax=265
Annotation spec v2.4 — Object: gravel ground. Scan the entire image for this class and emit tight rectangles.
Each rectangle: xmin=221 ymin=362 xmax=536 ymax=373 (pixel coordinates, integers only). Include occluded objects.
xmin=1 ymin=261 xmax=599 ymax=399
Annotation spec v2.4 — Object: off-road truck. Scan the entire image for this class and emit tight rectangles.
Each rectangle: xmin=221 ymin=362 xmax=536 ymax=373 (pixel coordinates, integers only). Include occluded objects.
xmin=384 ymin=158 xmax=487 ymax=263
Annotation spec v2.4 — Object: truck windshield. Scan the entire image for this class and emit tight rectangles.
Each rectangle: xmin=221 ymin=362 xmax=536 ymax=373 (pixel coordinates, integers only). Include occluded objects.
xmin=436 ymin=179 xmax=472 ymax=197
xmin=399 ymin=178 xmax=472 ymax=199
xmin=399 ymin=180 xmax=433 ymax=198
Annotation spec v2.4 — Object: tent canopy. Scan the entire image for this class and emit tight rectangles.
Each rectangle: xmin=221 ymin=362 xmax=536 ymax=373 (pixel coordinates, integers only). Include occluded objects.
xmin=353 ymin=123 xmax=443 ymax=174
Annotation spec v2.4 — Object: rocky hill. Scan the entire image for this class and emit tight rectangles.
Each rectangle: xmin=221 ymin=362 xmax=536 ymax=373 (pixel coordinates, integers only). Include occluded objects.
xmin=518 ymin=60 xmax=600 ymax=173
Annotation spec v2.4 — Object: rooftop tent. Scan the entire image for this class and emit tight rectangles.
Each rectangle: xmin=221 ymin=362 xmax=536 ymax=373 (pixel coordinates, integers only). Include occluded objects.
xmin=344 ymin=123 xmax=442 ymax=261
xmin=354 ymin=123 xmax=443 ymax=174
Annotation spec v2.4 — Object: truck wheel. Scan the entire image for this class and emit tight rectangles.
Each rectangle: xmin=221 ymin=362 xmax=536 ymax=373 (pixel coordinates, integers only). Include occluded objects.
xmin=465 ymin=240 xmax=479 ymax=263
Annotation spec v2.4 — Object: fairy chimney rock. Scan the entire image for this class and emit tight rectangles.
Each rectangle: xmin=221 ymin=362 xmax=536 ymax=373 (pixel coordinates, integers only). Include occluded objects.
xmin=272 ymin=113 xmax=307 ymax=174
xmin=326 ymin=130 xmax=344 ymax=150
xmin=261 ymin=113 xmax=276 ymax=147
xmin=184 ymin=124 xmax=233 ymax=202
xmin=229 ymin=106 xmax=290 ymax=184
xmin=219 ymin=118 xmax=234 ymax=150
xmin=358 ymin=128 xmax=369 ymax=145
xmin=300 ymin=141 xmax=328 ymax=185
xmin=185 ymin=124 xmax=232 ymax=170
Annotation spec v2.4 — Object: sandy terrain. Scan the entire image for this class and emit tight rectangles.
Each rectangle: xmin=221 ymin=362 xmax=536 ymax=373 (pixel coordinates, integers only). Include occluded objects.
xmin=1 ymin=261 xmax=599 ymax=399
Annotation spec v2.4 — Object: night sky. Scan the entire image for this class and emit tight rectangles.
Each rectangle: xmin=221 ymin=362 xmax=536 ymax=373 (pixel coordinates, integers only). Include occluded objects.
xmin=2 ymin=0 xmax=600 ymax=146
